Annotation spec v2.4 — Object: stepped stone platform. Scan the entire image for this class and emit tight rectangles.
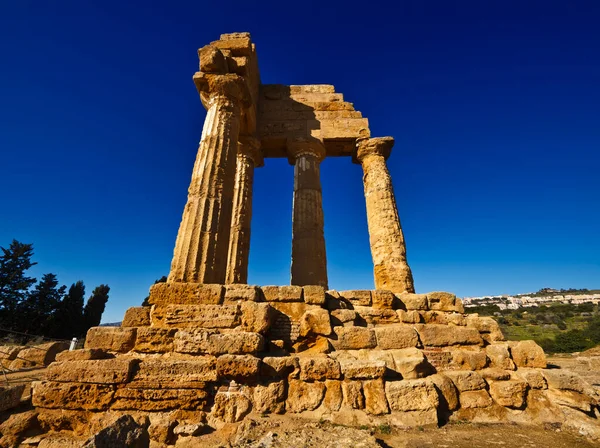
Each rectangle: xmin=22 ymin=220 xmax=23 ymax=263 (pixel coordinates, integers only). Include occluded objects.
xmin=23 ymin=32 xmax=600 ymax=444
xmin=31 ymin=284 xmax=600 ymax=444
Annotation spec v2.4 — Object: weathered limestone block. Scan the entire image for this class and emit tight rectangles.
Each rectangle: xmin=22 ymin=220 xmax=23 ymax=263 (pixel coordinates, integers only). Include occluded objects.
xmin=299 ymin=356 xmax=341 ymax=381
xmin=385 ymin=379 xmax=439 ymax=412
xmin=267 ymin=302 xmax=318 ymax=344
xmin=286 ymin=379 xmax=325 ymax=412
xmin=261 ymin=356 xmax=299 ymax=378
xmin=252 ymin=381 xmax=286 ymax=414
xmin=299 ymin=308 xmax=331 ymax=337
xmin=216 ymin=354 xmax=261 ymax=381
xmin=32 ymin=381 xmax=114 ymax=410
xmin=173 ymin=423 xmax=204 ymax=438
xmin=397 ymin=293 xmax=428 ymax=310
xmin=372 ymin=290 xmax=396 ymax=310
xmin=134 ymin=327 xmax=177 ymax=353
xmin=148 ymin=283 xmax=224 ymax=305
xmin=55 ymin=348 xmax=108 ymax=362
xmin=174 ymin=329 xmax=264 ymax=355
xmin=546 ymin=389 xmax=596 ymax=412
xmin=210 ymin=332 xmax=265 ymax=355
xmin=421 ymin=311 xmax=448 ymax=325
xmin=294 ymin=335 xmax=332 ymax=355
xmin=330 ymin=309 xmax=357 ymax=326
xmin=489 ymin=380 xmax=528 ymax=408
xmin=122 ymin=307 xmax=151 ymax=327
xmin=466 ymin=314 xmax=498 ymax=333
xmin=36 ymin=408 xmax=90 ymax=433
xmin=262 ymin=285 xmax=303 ymax=302
xmin=46 ymin=359 xmax=136 ymax=384
xmin=479 ymin=368 xmax=511 ymax=381
xmin=354 ymin=306 xmax=399 ymax=325
xmin=85 ymin=327 xmax=136 ymax=353
xmin=303 ymin=285 xmax=326 ymax=305
xmin=0 ymin=408 xmax=37 ymax=446
xmin=148 ymin=414 xmax=177 ymax=445
xmin=542 ymin=369 xmax=597 ymax=397
xmin=389 ymin=348 xmax=433 ymax=379
xmin=466 ymin=315 xmax=505 ymax=342
xmin=422 ymin=349 xmax=453 ymax=371
xmin=339 ymin=290 xmax=372 ymax=307
xmin=173 ymin=328 xmax=213 ymax=354
xmin=374 ymin=325 xmax=420 ymax=350
xmin=459 ymin=389 xmax=493 ymax=409
xmin=486 ymin=343 xmax=516 ymax=370
xmin=342 ymin=381 xmax=364 ymax=409
xmin=151 ymin=304 xmax=240 ymax=328
xmin=199 ymin=43 xmax=228 ymax=72
xmin=240 ymin=301 xmax=273 ymax=334
xmin=129 ymin=359 xmax=218 ymax=388
xmin=415 ymin=324 xmax=483 ymax=347
xmin=322 ymin=380 xmax=343 ymax=411
xmin=397 ymin=310 xmax=423 ymax=324
xmin=225 ymin=284 xmax=261 ymax=302
xmin=112 ymin=388 xmax=210 ymax=411
xmin=9 ymin=342 xmax=69 ymax=370
xmin=427 ymin=292 xmax=462 ymax=312
xmin=0 ymin=346 xmax=23 ymax=368
xmin=330 ymin=326 xmax=376 ymax=350
xmin=446 ymin=313 xmax=467 ymax=326
xmin=428 ymin=374 xmax=459 ymax=411
xmin=340 ymin=360 xmax=386 ymax=380
xmin=451 ymin=349 xmax=488 ymax=370
xmin=443 ymin=371 xmax=486 ymax=392
xmin=515 ymin=368 xmax=547 ymax=389
xmin=325 ymin=290 xmax=353 ymax=310
xmin=509 ymin=340 xmax=546 ymax=368
xmin=0 ymin=385 xmax=26 ymax=412
xmin=363 ymin=379 xmax=389 ymax=415
xmin=212 ymin=391 xmax=252 ymax=423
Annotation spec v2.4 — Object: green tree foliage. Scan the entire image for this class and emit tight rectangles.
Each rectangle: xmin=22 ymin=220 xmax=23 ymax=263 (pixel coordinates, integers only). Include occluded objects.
xmin=83 ymin=285 xmax=110 ymax=330
xmin=0 ymin=240 xmax=37 ymax=329
xmin=20 ymin=273 xmax=66 ymax=336
xmin=142 ymin=276 xmax=167 ymax=306
xmin=53 ymin=281 xmax=86 ymax=338
xmin=0 ymin=239 xmax=110 ymax=341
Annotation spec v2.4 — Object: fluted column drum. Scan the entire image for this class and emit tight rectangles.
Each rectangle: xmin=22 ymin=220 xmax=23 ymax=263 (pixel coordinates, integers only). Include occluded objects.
xmin=168 ymin=74 xmax=250 ymax=284
xmin=226 ymin=136 xmax=263 ymax=284
xmin=354 ymin=137 xmax=415 ymax=293
xmin=287 ymin=138 xmax=328 ymax=289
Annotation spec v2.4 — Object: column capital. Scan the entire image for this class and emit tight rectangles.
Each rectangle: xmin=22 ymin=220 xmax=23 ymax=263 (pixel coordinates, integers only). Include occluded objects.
xmin=353 ymin=137 xmax=395 ymax=164
xmin=193 ymin=72 xmax=252 ymax=109
xmin=286 ymin=137 xmax=326 ymax=165
xmin=238 ymin=135 xmax=264 ymax=167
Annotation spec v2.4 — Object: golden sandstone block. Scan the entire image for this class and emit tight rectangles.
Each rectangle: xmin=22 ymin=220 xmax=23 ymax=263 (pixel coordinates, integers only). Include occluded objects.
xmin=27 ymin=32 xmax=600 ymax=445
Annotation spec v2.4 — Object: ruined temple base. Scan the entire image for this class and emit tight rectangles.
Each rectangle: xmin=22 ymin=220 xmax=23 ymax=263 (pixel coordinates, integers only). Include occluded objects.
xmin=29 ymin=284 xmax=600 ymax=445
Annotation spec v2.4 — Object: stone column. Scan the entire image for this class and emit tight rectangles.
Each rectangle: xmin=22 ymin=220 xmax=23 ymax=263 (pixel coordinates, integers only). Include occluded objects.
xmin=286 ymin=138 xmax=328 ymax=289
xmin=225 ymin=136 xmax=263 ymax=284
xmin=354 ymin=137 xmax=415 ymax=293
xmin=168 ymin=73 xmax=250 ymax=284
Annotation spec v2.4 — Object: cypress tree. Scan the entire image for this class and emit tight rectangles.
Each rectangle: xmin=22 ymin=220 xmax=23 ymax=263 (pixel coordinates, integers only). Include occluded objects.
xmin=53 ymin=281 xmax=85 ymax=338
xmin=20 ymin=273 xmax=66 ymax=336
xmin=0 ymin=240 xmax=37 ymax=330
xmin=83 ymin=285 xmax=110 ymax=331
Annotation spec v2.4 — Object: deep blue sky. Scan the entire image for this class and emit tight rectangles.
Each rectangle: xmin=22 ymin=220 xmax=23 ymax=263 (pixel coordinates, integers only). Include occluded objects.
xmin=1 ymin=1 xmax=599 ymax=323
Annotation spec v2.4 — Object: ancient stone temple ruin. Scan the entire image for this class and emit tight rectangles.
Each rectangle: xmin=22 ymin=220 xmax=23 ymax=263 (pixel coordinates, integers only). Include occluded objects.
xmin=31 ymin=33 xmax=599 ymax=444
